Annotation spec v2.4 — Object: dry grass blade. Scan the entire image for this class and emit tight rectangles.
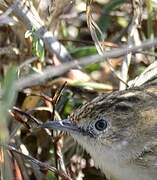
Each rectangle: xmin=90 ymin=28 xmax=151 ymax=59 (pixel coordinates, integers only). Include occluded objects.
xmin=128 ymin=61 xmax=157 ymax=87
xmin=86 ymin=0 xmax=104 ymax=55
xmin=119 ymin=0 xmax=143 ymax=90
xmin=1 ymin=144 xmax=72 ymax=180
xmin=86 ymin=0 xmax=128 ymax=87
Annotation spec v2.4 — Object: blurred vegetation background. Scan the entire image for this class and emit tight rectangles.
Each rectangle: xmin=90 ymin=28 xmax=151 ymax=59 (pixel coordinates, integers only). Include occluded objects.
xmin=0 ymin=0 xmax=157 ymax=179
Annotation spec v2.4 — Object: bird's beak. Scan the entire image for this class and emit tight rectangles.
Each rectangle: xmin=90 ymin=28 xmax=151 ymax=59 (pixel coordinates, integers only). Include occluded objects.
xmin=39 ymin=119 xmax=81 ymax=134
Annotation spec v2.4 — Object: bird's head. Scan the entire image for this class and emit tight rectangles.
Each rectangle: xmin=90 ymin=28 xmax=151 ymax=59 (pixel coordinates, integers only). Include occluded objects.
xmin=40 ymin=87 xmax=157 ymax=164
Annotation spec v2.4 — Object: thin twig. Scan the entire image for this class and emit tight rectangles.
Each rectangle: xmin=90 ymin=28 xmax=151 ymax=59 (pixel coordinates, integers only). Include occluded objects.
xmin=119 ymin=0 xmax=143 ymax=90
xmin=49 ymin=82 xmax=68 ymax=179
xmin=11 ymin=107 xmax=42 ymax=126
xmin=15 ymin=38 xmax=157 ymax=90
xmin=1 ymin=144 xmax=72 ymax=180
xmin=86 ymin=0 xmax=129 ymax=87
xmin=0 ymin=38 xmax=157 ymax=96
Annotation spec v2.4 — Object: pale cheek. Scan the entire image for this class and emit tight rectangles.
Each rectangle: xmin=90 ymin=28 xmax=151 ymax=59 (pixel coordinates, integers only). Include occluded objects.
xmin=71 ymin=134 xmax=99 ymax=155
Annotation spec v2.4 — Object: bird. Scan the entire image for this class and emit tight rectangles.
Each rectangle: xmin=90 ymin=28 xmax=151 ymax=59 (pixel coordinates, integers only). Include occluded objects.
xmin=40 ymin=81 xmax=157 ymax=180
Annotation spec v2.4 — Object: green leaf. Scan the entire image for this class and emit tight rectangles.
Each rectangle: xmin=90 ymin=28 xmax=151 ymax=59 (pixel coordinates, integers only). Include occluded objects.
xmin=84 ymin=63 xmax=100 ymax=73
xmin=2 ymin=66 xmax=17 ymax=113
xmin=25 ymin=28 xmax=45 ymax=62
xmin=35 ymin=38 xmax=45 ymax=62
xmin=0 ymin=66 xmax=17 ymax=180
xmin=98 ymin=0 xmax=126 ymax=33
xmin=70 ymin=46 xmax=97 ymax=58
xmin=0 ymin=66 xmax=17 ymax=141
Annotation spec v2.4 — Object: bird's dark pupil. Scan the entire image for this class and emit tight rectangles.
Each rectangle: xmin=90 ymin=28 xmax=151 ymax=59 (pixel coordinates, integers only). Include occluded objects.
xmin=95 ymin=119 xmax=107 ymax=131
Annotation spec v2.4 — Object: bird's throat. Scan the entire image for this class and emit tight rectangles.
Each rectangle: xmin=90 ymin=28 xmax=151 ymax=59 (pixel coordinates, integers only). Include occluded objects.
xmin=71 ymin=133 xmax=155 ymax=180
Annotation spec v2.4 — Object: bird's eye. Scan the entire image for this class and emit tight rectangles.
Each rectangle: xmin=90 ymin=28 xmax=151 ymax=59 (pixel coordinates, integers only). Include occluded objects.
xmin=95 ymin=119 xmax=107 ymax=131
